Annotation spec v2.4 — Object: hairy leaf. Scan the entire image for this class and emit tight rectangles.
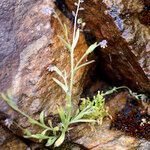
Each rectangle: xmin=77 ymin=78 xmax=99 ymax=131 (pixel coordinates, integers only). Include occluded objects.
xmin=46 ymin=136 xmax=57 ymax=147
xmin=58 ymin=36 xmax=71 ymax=51
xmin=30 ymin=134 xmax=49 ymax=140
xmin=40 ymin=111 xmax=45 ymax=125
xmin=72 ymin=28 xmax=80 ymax=50
xmin=85 ymin=42 xmax=97 ymax=55
xmin=53 ymin=78 xmax=68 ymax=93
xmin=54 ymin=132 xmax=65 ymax=147
xmin=58 ymin=107 xmax=66 ymax=125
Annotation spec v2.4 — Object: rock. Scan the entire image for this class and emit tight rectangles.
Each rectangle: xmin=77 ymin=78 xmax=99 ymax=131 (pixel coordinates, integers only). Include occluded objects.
xmin=0 ymin=138 xmax=27 ymax=150
xmin=0 ymin=125 xmax=27 ymax=150
xmin=71 ymin=92 xmax=150 ymax=150
xmin=56 ymin=0 xmax=150 ymax=93
xmin=138 ymin=140 xmax=150 ymax=150
xmin=144 ymin=0 xmax=150 ymax=6
xmin=101 ymin=0 xmax=150 ymax=91
xmin=0 ymin=0 xmax=150 ymax=149
xmin=0 ymin=0 xmax=89 ymax=145
xmin=139 ymin=0 xmax=150 ymax=26
xmin=73 ymin=120 xmax=141 ymax=150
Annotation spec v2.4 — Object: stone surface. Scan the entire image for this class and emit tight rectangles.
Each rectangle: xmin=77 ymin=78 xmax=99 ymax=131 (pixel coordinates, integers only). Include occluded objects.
xmin=72 ymin=92 xmax=150 ymax=150
xmin=0 ymin=125 xmax=27 ymax=150
xmin=0 ymin=0 xmax=89 ymax=146
xmin=74 ymin=123 xmax=140 ymax=150
xmin=0 ymin=0 xmax=88 ymax=116
xmin=0 ymin=0 xmax=150 ymax=149
xmin=103 ymin=0 xmax=150 ymax=80
xmin=0 ymin=137 xmax=27 ymax=150
xmin=57 ymin=0 xmax=150 ymax=94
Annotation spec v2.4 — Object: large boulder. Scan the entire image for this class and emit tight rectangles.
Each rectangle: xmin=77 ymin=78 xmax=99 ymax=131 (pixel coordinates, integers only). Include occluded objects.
xmin=0 ymin=0 xmax=150 ymax=149
xmin=0 ymin=0 xmax=89 ymax=146
xmin=57 ymin=0 xmax=150 ymax=94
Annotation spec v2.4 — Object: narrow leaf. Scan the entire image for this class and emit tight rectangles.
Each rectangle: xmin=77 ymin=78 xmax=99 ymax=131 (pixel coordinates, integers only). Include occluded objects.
xmin=58 ymin=107 xmax=66 ymax=125
xmin=75 ymin=60 xmax=95 ymax=71
xmin=28 ymin=118 xmax=38 ymax=125
xmin=49 ymin=65 xmax=64 ymax=78
xmin=72 ymin=105 xmax=94 ymax=121
xmin=41 ymin=129 xmax=49 ymax=136
xmin=54 ymin=132 xmax=65 ymax=147
xmin=30 ymin=134 xmax=49 ymax=140
xmin=46 ymin=136 xmax=57 ymax=147
xmin=72 ymin=28 xmax=80 ymax=50
xmin=1 ymin=93 xmax=18 ymax=111
xmin=63 ymin=24 xmax=69 ymax=41
xmin=53 ymin=78 xmax=68 ymax=93
xmin=58 ymin=36 xmax=71 ymax=51
xmin=40 ymin=111 xmax=45 ymax=125
xmin=70 ymin=119 xmax=96 ymax=124
xmin=23 ymin=129 xmax=31 ymax=136
xmin=48 ymin=120 xmax=53 ymax=128
xmin=85 ymin=42 xmax=97 ymax=55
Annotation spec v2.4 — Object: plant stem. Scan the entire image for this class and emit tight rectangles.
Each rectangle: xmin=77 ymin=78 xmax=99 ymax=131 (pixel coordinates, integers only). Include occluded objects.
xmin=70 ymin=0 xmax=81 ymax=93
xmin=65 ymin=1 xmax=82 ymax=133
xmin=75 ymin=60 xmax=95 ymax=72
xmin=73 ymin=0 xmax=81 ymax=42
xmin=69 ymin=0 xmax=81 ymax=120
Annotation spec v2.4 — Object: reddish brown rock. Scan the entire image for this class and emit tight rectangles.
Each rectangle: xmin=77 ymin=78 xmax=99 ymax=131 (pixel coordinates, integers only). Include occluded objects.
xmin=0 ymin=0 xmax=89 ymax=146
xmin=144 ymin=0 xmax=150 ymax=6
xmin=139 ymin=4 xmax=150 ymax=26
xmin=71 ymin=92 xmax=150 ymax=150
xmin=0 ymin=0 xmax=150 ymax=149
xmin=58 ymin=0 xmax=150 ymax=93
xmin=0 ymin=124 xmax=27 ymax=150
xmin=0 ymin=138 xmax=27 ymax=150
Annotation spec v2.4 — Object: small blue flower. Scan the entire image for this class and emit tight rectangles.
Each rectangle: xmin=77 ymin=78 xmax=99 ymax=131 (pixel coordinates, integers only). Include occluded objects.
xmin=5 ymin=118 xmax=13 ymax=128
xmin=98 ymin=40 xmax=108 ymax=48
xmin=48 ymin=65 xmax=56 ymax=72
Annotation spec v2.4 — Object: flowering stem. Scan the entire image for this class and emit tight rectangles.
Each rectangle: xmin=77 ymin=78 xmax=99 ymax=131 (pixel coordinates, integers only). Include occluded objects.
xmin=73 ymin=0 xmax=81 ymax=42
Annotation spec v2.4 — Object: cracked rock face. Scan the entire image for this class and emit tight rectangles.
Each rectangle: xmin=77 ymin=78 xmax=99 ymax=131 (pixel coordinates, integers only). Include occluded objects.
xmin=0 ymin=0 xmax=150 ymax=149
xmin=59 ymin=0 xmax=150 ymax=93
xmin=103 ymin=0 xmax=150 ymax=80
xmin=0 ymin=0 xmax=89 ymax=147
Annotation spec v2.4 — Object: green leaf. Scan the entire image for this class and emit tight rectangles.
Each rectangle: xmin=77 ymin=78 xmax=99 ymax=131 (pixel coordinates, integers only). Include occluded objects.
xmin=58 ymin=36 xmax=71 ymax=51
xmin=72 ymin=28 xmax=80 ymax=50
xmin=70 ymin=119 xmax=96 ymax=124
xmin=30 ymin=134 xmax=49 ymax=140
xmin=53 ymin=126 xmax=59 ymax=132
xmin=41 ymin=129 xmax=49 ymax=136
xmin=48 ymin=119 xmax=53 ymax=128
xmin=53 ymin=78 xmax=68 ymax=93
xmin=75 ymin=60 xmax=95 ymax=71
xmin=7 ymin=90 xmax=13 ymax=99
xmin=75 ymin=108 xmax=79 ymax=116
xmin=24 ymin=129 xmax=31 ymax=136
xmin=28 ymin=118 xmax=39 ymax=125
xmin=40 ymin=111 xmax=45 ymax=125
xmin=1 ymin=92 xmax=36 ymax=121
xmin=49 ymin=65 xmax=64 ymax=78
xmin=37 ymin=129 xmax=50 ymax=142
xmin=71 ymin=106 xmax=94 ymax=122
xmin=63 ymin=24 xmax=69 ymax=41
xmin=54 ymin=132 xmax=65 ymax=147
xmin=85 ymin=42 xmax=97 ymax=55
xmin=1 ymin=93 xmax=18 ymax=111
xmin=48 ymin=120 xmax=53 ymax=128
xmin=58 ymin=107 xmax=66 ymax=125
xmin=46 ymin=136 xmax=57 ymax=147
